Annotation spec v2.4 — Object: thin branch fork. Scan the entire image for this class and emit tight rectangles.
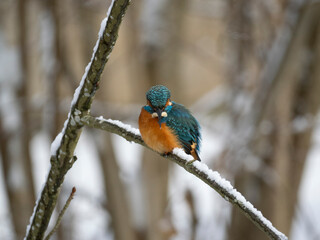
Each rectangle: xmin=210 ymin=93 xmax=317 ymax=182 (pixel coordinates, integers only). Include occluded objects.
xmin=81 ymin=115 xmax=288 ymax=240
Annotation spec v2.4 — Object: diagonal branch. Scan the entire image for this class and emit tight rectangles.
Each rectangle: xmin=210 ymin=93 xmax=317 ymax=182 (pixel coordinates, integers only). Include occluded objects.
xmin=24 ymin=1 xmax=131 ymax=239
xmin=81 ymin=115 xmax=288 ymax=240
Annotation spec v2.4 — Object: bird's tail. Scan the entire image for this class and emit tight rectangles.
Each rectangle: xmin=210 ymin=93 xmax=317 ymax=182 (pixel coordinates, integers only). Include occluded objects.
xmin=191 ymin=149 xmax=201 ymax=161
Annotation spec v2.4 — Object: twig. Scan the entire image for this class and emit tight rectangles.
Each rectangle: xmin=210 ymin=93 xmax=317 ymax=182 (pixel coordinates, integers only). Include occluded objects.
xmin=81 ymin=115 xmax=288 ymax=240
xmin=44 ymin=187 xmax=77 ymax=240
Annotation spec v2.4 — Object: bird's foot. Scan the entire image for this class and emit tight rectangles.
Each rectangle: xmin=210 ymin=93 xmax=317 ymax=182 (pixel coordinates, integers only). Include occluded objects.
xmin=161 ymin=152 xmax=169 ymax=158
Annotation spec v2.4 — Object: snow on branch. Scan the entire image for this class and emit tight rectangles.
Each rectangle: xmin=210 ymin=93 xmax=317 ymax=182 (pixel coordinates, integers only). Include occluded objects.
xmin=24 ymin=1 xmax=131 ymax=239
xmin=82 ymin=115 xmax=288 ymax=240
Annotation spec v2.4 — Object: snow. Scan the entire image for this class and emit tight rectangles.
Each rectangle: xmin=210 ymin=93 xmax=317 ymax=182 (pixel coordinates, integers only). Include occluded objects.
xmin=26 ymin=131 xmax=109 ymax=240
xmin=24 ymin=133 xmax=52 ymax=239
xmin=193 ymin=161 xmax=233 ymax=190
xmin=99 ymin=117 xmax=141 ymax=136
xmin=49 ymin=0 xmax=117 ymax=157
xmin=170 ymin=128 xmax=229 ymax=240
xmin=98 ymin=0 xmax=115 ymax=38
xmin=1 ymin=115 xmax=318 ymax=240
xmin=25 ymin=0 xmax=118 ymax=227
xmin=73 ymin=0 xmax=115 ymax=108
xmin=191 ymin=160 xmax=287 ymax=239
xmin=99 ymin=18 xmax=108 ymax=39
xmin=71 ymin=64 xmax=89 ymax=108
xmin=25 ymin=3 xmax=119 ymax=237
xmin=172 ymin=148 xmax=194 ymax=161
xmin=87 ymin=118 xmax=287 ymax=237
xmin=50 ymin=132 xmax=63 ymax=156
xmin=25 ymin=179 xmax=51 ymax=238
xmin=50 ymin=0 xmax=116 ymax=157
xmin=24 ymin=192 xmax=42 ymax=240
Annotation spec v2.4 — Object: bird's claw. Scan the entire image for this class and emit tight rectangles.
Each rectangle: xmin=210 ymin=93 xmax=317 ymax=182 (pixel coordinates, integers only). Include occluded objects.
xmin=161 ymin=152 xmax=169 ymax=158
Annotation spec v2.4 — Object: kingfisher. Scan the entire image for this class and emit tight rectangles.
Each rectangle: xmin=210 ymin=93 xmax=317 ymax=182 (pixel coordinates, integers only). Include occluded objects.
xmin=139 ymin=85 xmax=201 ymax=161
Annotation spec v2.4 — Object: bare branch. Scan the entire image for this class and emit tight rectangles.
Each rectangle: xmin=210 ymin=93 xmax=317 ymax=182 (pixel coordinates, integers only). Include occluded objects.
xmin=24 ymin=1 xmax=131 ymax=239
xmin=44 ymin=187 xmax=77 ymax=240
xmin=82 ymin=115 xmax=288 ymax=240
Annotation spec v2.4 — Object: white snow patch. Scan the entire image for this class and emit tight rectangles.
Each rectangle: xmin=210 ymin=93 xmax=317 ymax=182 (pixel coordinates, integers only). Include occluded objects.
xmin=50 ymin=132 xmax=63 ymax=156
xmin=99 ymin=18 xmax=108 ymax=38
xmin=100 ymin=117 xmax=141 ymax=136
xmin=71 ymin=64 xmax=89 ymax=107
xmin=172 ymin=148 xmax=194 ymax=161
xmin=98 ymin=0 xmax=115 ymax=38
xmin=193 ymin=161 xmax=233 ymax=190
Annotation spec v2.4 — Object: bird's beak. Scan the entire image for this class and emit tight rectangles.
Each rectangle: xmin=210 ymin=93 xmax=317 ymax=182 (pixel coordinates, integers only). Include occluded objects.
xmin=156 ymin=109 xmax=163 ymax=128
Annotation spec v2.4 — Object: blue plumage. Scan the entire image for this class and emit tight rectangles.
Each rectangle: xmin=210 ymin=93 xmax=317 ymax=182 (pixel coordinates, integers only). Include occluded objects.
xmin=146 ymin=85 xmax=171 ymax=108
xmin=166 ymin=102 xmax=201 ymax=155
xmin=142 ymin=85 xmax=201 ymax=160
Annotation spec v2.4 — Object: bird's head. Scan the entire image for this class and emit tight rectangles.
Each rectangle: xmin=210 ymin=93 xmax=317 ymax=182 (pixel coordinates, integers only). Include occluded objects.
xmin=144 ymin=85 xmax=173 ymax=128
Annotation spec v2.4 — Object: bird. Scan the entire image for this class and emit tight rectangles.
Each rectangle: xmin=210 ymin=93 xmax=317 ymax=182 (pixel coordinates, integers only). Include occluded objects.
xmin=139 ymin=85 xmax=201 ymax=161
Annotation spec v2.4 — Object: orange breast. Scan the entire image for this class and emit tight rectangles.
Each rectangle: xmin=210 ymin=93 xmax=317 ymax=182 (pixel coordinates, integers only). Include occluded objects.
xmin=139 ymin=108 xmax=182 ymax=154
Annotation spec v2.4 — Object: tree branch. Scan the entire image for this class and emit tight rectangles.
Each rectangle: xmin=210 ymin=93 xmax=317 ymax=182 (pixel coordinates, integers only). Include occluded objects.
xmin=81 ymin=115 xmax=288 ymax=240
xmin=44 ymin=187 xmax=76 ymax=240
xmin=24 ymin=1 xmax=131 ymax=239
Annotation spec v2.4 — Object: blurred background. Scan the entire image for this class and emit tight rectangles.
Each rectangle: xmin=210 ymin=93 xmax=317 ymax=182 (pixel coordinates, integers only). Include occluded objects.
xmin=1 ymin=0 xmax=320 ymax=239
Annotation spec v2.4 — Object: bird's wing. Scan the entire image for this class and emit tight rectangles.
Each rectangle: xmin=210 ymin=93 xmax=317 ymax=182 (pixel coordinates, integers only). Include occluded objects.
xmin=166 ymin=103 xmax=201 ymax=158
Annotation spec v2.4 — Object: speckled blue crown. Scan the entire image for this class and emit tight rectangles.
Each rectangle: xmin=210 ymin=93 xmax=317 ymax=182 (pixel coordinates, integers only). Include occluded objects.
xmin=146 ymin=85 xmax=171 ymax=108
